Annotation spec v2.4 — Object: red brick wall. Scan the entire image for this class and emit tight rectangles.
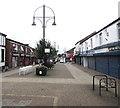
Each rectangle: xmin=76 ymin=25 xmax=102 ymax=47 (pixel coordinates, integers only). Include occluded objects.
xmin=6 ymin=39 xmax=12 ymax=68
xmin=6 ymin=39 xmax=36 ymax=68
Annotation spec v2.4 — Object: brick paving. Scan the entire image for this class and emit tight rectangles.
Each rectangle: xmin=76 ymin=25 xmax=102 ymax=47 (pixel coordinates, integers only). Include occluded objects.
xmin=4 ymin=63 xmax=74 ymax=79
xmin=2 ymin=95 xmax=55 ymax=106
xmin=1 ymin=63 xmax=120 ymax=107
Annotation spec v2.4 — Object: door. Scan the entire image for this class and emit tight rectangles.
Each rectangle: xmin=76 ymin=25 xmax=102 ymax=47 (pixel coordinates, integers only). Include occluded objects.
xmin=109 ymin=56 xmax=119 ymax=79
xmin=12 ymin=57 xmax=18 ymax=67
xmin=83 ymin=57 xmax=88 ymax=67
xmin=96 ymin=56 xmax=109 ymax=75
xmin=88 ymin=57 xmax=95 ymax=70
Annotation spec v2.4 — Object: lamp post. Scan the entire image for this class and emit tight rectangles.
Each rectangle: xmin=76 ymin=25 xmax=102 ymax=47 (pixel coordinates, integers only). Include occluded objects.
xmin=32 ymin=5 xmax=56 ymax=65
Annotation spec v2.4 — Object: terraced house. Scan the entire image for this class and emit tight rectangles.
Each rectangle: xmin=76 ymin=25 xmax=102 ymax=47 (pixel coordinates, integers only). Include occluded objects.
xmin=0 ymin=32 xmax=6 ymax=71
xmin=74 ymin=17 xmax=120 ymax=79
xmin=6 ymin=38 xmax=36 ymax=68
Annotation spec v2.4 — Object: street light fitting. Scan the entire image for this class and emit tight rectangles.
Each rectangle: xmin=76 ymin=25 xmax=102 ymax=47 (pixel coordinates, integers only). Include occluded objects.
xmin=32 ymin=5 xmax=56 ymax=65
xmin=32 ymin=16 xmax=36 ymax=26
xmin=52 ymin=16 xmax=56 ymax=25
xmin=52 ymin=22 xmax=56 ymax=26
xmin=32 ymin=22 xmax=36 ymax=26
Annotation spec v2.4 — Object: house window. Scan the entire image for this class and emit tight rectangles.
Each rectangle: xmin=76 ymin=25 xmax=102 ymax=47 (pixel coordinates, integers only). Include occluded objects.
xmin=85 ymin=42 xmax=88 ymax=51
xmin=118 ymin=29 xmax=120 ymax=39
xmin=118 ymin=23 xmax=120 ymax=39
xmin=99 ymin=33 xmax=102 ymax=45
xmin=25 ymin=47 xmax=28 ymax=54
xmin=0 ymin=36 xmax=4 ymax=46
xmin=2 ymin=37 xmax=4 ymax=45
xmin=91 ymin=38 xmax=93 ymax=49
xmin=13 ymin=44 xmax=18 ymax=51
xmin=0 ymin=36 xmax=1 ymax=45
xmin=1 ymin=49 xmax=4 ymax=62
xmin=21 ymin=46 xmax=24 ymax=51
xmin=105 ymin=29 xmax=109 ymax=36
xmin=81 ymin=44 xmax=83 ymax=53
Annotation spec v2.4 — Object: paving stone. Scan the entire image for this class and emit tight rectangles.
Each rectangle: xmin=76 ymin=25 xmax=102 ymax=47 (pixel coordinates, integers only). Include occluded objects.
xmin=1 ymin=63 xmax=119 ymax=106
xmin=2 ymin=95 xmax=55 ymax=106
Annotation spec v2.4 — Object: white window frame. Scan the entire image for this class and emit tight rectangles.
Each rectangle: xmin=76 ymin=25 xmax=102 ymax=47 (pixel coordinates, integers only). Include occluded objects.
xmin=118 ymin=23 xmax=120 ymax=40
xmin=99 ymin=33 xmax=102 ymax=45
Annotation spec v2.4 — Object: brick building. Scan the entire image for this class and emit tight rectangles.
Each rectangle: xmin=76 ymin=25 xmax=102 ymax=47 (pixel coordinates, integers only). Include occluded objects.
xmin=0 ymin=32 xmax=7 ymax=71
xmin=66 ymin=47 xmax=75 ymax=62
xmin=6 ymin=38 xmax=36 ymax=68
xmin=74 ymin=18 xmax=120 ymax=79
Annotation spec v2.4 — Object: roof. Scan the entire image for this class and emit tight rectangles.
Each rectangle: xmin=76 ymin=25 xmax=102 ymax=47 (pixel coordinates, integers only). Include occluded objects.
xmin=97 ymin=17 xmax=120 ymax=34
xmin=7 ymin=38 xmax=28 ymax=46
xmin=75 ymin=31 xmax=96 ymax=45
xmin=66 ymin=47 xmax=75 ymax=53
xmin=6 ymin=38 xmax=35 ymax=49
xmin=0 ymin=32 xmax=7 ymax=37
xmin=75 ymin=17 xmax=120 ymax=45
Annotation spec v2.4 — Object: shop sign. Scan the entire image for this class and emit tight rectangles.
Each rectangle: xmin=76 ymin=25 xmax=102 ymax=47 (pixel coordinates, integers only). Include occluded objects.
xmin=95 ymin=48 xmax=109 ymax=54
xmin=13 ymin=54 xmax=19 ymax=56
xmin=21 ymin=54 xmax=24 ymax=56
xmin=45 ymin=48 xmax=50 ymax=53
xmin=26 ymin=55 xmax=30 ymax=57
xmin=108 ymin=46 xmax=120 ymax=51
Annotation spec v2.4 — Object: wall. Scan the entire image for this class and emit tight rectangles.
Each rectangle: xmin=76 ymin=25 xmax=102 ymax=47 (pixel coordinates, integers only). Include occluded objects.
xmin=6 ymin=39 xmax=12 ymax=67
xmin=76 ymin=18 xmax=120 ymax=79
xmin=81 ymin=20 xmax=119 ymax=54
xmin=83 ymin=57 xmax=88 ymax=67
xmin=74 ymin=43 xmax=80 ymax=55
xmin=6 ymin=38 xmax=36 ymax=68
xmin=97 ymin=22 xmax=118 ymax=49
xmin=118 ymin=1 xmax=120 ymax=17
xmin=0 ymin=47 xmax=5 ymax=67
xmin=0 ymin=33 xmax=6 ymax=68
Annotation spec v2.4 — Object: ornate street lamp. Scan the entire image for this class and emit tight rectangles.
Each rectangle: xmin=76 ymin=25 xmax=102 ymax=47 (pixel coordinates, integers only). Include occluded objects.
xmin=32 ymin=5 xmax=56 ymax=65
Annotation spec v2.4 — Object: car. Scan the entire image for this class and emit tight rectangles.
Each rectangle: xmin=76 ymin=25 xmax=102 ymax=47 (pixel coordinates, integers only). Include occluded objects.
xmin=60 ymin=57 xmax=65 ymax=63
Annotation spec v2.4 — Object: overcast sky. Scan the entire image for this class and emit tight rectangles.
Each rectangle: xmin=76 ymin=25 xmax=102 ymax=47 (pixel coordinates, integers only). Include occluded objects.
xmin=0 ymin=0 xmax=119 ymax=53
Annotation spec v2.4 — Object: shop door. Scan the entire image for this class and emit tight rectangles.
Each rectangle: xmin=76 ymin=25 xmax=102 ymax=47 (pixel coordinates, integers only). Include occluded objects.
xmin=109 ymin=56 xmax=119 ymax=79
xmin=12 ymin=57 xmax=18 ymax=67
xmin=96 ymin=56 xmax=109 ymax=75
xmin=88 ymin=57 xmax=95 ymax=70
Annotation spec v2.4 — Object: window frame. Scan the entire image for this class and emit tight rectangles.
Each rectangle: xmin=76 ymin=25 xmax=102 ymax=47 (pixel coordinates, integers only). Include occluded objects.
xmin=118 ymin=23 xmax=120 ymax=39
xmin=99 ymin=33 xmax=102 ymax=45
xmin=1 ymin=49 xmax=4 ymax=62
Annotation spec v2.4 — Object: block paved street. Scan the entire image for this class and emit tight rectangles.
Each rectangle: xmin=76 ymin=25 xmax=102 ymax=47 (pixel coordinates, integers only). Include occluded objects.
xmin=0 ymin=63 xmax=120 ymax=107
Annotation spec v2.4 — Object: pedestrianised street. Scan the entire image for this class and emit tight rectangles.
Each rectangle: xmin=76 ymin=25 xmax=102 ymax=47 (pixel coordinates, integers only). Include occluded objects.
xmin=1 ymin=63 xmax=119 ymax=107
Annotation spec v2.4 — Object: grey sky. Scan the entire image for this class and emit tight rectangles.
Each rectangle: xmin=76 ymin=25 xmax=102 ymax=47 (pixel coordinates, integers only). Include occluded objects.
xmin=0 ymin=0 xmax=119 ymax=53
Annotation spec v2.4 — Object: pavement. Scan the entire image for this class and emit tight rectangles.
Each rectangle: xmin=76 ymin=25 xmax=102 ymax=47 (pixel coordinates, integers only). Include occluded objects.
xmin=0 ymin=63 xmax=120 ymax=107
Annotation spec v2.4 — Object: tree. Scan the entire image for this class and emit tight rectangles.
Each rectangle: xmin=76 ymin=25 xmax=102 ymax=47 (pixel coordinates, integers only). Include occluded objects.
xmin=35 ymin=38 xmax=58 ymax=61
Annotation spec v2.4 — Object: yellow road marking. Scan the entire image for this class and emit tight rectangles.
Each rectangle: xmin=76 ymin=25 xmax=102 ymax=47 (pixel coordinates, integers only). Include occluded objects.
xmin=2 ymin=93 xmax=58 ymax=106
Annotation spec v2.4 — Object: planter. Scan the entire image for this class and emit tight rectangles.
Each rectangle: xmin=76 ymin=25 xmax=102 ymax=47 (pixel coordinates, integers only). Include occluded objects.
xmin=36 ymin=66 xmax=48 ymax=76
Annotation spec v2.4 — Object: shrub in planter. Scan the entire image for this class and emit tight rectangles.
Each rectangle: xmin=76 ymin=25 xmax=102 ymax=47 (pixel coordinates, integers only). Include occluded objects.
xmin=36 ymin=65 xmax=48 ymax=76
